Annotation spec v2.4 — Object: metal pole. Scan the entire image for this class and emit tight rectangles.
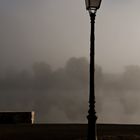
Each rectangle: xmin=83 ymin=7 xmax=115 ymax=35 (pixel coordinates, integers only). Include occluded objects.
xmin=87 ymin=11 xmax=97 ymax=140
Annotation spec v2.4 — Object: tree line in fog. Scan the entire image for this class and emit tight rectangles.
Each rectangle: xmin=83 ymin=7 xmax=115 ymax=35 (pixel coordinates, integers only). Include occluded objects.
xmin=0 ymin=57 xmax=140 ymax=123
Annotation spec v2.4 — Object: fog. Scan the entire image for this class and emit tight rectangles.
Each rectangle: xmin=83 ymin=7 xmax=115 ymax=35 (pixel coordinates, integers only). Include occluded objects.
xmin=0 ymin=57 xmax=140 ymax=124
xmin=2 ymin=0 xmax=140 ymax=73
xmin=1 ymin=0 xmax=140 ymax=123
xmin=0 ymin=57 xmax=88 ymax=123
xmin=95 ymin=65 xmax=140 ymax=124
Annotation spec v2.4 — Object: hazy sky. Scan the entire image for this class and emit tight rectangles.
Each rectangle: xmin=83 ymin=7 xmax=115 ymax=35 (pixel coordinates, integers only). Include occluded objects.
xmin=96 ymin=0 xmax=140 ymax=73
xmin=1 ymin=0 xmax=140 ymax=73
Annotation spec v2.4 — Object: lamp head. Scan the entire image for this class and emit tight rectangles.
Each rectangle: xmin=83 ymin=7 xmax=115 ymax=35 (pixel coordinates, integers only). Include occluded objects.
xmin=85 ymin=0 xmax=102 ymax=11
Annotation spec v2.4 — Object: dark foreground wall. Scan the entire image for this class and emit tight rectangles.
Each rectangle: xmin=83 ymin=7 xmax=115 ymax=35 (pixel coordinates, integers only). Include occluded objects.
xmin=0 ymin=124 xmax=140 ymax=140
xmin=97 ymin=124 xmax=140 ymax=140
xmin=0 ymin=124 xmax=87 ymax=140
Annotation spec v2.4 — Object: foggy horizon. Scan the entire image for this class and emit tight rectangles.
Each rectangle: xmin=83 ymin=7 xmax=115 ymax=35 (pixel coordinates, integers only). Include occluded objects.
xmin=0 ymin=57 xmax=140 ymax=124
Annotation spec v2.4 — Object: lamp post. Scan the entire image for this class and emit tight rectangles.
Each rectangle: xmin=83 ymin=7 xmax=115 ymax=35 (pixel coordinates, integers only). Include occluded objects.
xmin=85 ymin=0 xmax=102 ymax=140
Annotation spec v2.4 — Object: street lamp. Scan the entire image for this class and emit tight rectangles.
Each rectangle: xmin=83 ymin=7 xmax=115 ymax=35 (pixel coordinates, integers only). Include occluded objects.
xmin=85 ymin=0 xmax=102 ymax=140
